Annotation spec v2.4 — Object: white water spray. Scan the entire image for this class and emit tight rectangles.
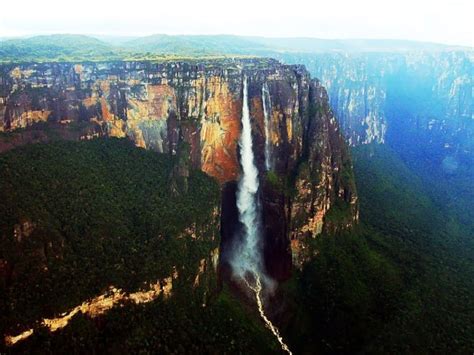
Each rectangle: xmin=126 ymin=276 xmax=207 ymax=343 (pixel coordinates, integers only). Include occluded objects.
xmin=231 ymin=76 xmax=292 ymax=354
xmin=231 ymin=76 xmax=262 ymax=278
xmin=262 ymin=83 xmax=272 ymax=171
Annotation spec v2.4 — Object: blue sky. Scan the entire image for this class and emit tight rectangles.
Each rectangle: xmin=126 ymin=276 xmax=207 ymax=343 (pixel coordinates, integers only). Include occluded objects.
xmin=0 ymin=0 xmax=472 ymax=47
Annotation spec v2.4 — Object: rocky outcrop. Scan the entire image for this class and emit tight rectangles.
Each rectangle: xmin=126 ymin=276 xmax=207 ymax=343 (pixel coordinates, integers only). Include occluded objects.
xmin=287 ymin=80 xmax=358 ymax=268
xmin=0 ymin=60 xmax=250 ymax=183
xmin=0 ymin=58 xmax=357 ymax=279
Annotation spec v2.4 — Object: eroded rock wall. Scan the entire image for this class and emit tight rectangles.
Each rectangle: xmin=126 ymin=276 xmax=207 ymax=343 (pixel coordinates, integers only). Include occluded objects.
xmin=0 ymin=59 xmax=357 ymax=278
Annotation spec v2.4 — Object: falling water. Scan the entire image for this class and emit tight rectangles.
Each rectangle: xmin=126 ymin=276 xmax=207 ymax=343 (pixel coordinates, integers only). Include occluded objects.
xmin=231 ymin=76 xmax=292 ymax=355
xmin=230 ymin=75 xmax=262 ymax=278
xmin=262 ymin=83 xmax=272 ymax=171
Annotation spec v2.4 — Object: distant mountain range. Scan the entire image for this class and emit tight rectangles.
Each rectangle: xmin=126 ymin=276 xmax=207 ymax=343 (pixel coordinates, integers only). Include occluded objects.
xmin=0 ymin=34 xmax=472 ymax=62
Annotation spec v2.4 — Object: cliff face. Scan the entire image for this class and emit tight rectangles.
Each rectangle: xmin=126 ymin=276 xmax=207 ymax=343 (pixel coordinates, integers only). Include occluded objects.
xmin=0 ymin=58 xmax=357 ymax=278
xmin=1 ymin=60 xmax=248 ymax=183
xmin=278 ymin=51 xmax=473 ymax=155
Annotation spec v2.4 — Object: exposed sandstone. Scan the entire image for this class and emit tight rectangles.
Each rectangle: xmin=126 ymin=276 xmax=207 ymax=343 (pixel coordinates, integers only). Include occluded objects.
xmin=0 ymin=58 xmax=358 ymax=277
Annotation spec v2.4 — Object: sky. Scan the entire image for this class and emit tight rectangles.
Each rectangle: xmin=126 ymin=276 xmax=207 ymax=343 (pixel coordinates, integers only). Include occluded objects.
xmin=0 ymin=0 xmax=472 ymax=47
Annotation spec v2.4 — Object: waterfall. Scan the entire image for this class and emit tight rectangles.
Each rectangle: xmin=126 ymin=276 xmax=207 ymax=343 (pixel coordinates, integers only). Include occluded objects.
xmin=262 ymin=83 xmax=272 ymax=171
xmin=231 ymin=76 xmax=292 ymax=355
xmin=231 ymin=75 xmax=262 ymax=278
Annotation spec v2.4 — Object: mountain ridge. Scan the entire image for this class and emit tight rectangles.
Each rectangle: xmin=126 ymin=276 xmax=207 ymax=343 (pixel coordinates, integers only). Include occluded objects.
xmin=1 ymin=34 xmax=472 ymax=63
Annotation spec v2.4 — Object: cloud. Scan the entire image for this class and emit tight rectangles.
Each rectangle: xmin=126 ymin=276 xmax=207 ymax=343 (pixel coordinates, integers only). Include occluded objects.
xmin=0 ymin=0 xmax=472 ymax=46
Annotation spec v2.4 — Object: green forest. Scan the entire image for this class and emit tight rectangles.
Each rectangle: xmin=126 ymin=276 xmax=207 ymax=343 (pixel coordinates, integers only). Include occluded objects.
xmin=0 ymin=139 xmax=280 ymax=353
xmin=1 ymin=139 xmax=473 ymax=353
xmin=282 ymin=144 xmax=474 ymax=353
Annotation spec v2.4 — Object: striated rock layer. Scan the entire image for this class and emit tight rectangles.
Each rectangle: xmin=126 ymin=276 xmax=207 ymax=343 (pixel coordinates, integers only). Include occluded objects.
xmin=0 ymin=58 xmax=357 ymax=278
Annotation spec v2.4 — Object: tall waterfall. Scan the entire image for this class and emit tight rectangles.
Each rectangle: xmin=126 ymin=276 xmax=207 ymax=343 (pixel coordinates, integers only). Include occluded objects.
xmin=232 ymin=76 xmax=292 ymax=355
xmin=262 ymin=83 xmax=272 ymax=171
xmin=231 ymin=76 xmax=262 ymax=278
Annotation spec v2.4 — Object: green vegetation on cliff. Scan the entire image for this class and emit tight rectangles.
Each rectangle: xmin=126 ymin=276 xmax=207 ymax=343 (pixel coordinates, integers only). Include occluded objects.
xmin=0 ymin=139 xmax=277 ymax=353
xmin=0 ymin=138 xmax=219 ymax=325
xmin=284 ymin=144 xmax=474 ymax=353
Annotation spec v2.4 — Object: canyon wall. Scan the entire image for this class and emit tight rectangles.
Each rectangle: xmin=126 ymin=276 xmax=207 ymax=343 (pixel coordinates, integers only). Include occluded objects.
xmin=278 ymin=51 xmax=473 ymax=155
xmin=0 ymin=58 xmax=357 ymax=278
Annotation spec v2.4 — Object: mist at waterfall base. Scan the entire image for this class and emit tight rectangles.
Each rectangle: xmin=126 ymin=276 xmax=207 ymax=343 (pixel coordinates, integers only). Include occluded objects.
xmin=229 ymin=76 xmax=271 ymax=290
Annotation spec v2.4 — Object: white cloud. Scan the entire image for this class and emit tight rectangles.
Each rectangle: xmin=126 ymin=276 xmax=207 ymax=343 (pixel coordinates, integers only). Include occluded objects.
xmin=0 ymin=0 xmax=472 ymax=46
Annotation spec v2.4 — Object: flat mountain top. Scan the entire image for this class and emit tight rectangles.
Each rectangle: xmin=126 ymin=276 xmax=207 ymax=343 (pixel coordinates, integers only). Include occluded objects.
xmin=1 ymin=34 xmax=472 ymax=63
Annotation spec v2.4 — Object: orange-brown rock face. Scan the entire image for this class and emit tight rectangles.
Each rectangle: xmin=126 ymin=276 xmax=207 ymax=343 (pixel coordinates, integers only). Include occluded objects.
xmin=0 ymin=61 xmax=256 ymax=184
xmin=198 ymin=76 xmax=241 ymax=183
xmin=288 ymin=80 xmax=358 ymax=268
xmin=0 ymin=59 xmax=358 ymax=277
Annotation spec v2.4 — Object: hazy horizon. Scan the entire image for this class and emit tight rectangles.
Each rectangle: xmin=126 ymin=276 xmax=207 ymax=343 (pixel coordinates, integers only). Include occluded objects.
xmin=0 ymin=0 xmax=472 ymax=47
xmin=1 ymin=33 xmax=472 ymax=49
